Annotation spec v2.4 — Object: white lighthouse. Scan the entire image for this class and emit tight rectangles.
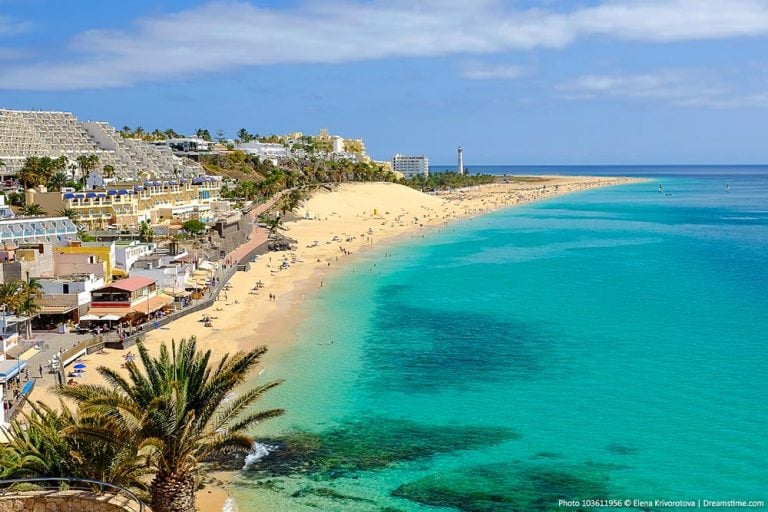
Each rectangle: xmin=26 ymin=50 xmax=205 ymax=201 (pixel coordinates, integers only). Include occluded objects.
xmin=457 ymin=146 xmax=464 ymax=175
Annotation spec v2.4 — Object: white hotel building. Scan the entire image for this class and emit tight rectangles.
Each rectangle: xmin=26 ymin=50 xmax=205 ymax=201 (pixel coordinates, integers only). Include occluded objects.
xmin=392 ymin=154 xmax=429 ymax=178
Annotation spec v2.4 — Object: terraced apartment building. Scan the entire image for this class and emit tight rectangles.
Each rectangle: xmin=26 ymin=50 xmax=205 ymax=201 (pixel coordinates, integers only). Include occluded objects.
xmin=0 ymin=108 xmax=202 ymax=181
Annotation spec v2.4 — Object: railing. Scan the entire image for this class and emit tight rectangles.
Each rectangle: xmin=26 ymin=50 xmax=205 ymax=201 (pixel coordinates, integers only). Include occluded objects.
xmin=0 ymin=478 xmax=145 ymax=512
xmin=60 ymin=336 xmax=106 ymax=367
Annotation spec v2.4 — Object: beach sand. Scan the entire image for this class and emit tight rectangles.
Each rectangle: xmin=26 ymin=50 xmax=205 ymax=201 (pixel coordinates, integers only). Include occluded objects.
xmin=28 ymin=176 xmax=641 ymax=510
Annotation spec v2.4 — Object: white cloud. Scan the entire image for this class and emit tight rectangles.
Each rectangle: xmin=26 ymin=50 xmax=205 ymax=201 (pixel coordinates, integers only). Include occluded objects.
xmin=0 ymin=15 xmax=31 ymax=36
xmin=462 ymin=63 xmax=529 ymax=80
xmin=573 ymin=0 xmax=768 ymax=42
xmin=557 ymin=70 xmax=722 ymax=98
xmin=3 ymin=0 xmax=768 ymax=90
xmin=557 ymin=70 xmax=768 ymax=108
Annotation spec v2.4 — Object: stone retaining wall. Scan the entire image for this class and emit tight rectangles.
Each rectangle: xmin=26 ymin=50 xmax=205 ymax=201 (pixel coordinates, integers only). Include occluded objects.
xmin=0 ymin=490 xmax=146 ymax=512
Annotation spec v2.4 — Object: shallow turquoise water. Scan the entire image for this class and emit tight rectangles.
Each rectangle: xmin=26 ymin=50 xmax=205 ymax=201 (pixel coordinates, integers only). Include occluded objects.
xmin=234 ymin=174 xmax=768 ymax=511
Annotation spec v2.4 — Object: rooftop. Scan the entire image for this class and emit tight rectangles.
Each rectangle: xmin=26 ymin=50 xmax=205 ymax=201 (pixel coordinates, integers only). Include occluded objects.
xmin=100 ymin=276 xmax=155 ymax=292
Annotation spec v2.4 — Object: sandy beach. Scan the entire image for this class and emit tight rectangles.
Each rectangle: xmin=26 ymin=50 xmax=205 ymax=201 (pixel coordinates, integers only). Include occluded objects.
xmin=28 ymin=176 xmax=641 ymax=510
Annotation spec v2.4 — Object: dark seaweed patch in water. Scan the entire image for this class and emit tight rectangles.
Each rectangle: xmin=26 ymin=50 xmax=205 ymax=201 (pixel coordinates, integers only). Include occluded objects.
xmin=291 ymin=486 xmax=375 ymax=503
xmin=532 ymin=451 xmax=563 ymax=459
xmin=606 ymin=443 xmax=639 ymax=455
xmin=585 ymin=461 xmax=633 ymax=471
xmin=392 ymin=463 xmax=612 ymax=512
xmin=367 ymin=295 xmax=555 ymax=391
xmin=244 ymin=417 xmax=517 ymax=479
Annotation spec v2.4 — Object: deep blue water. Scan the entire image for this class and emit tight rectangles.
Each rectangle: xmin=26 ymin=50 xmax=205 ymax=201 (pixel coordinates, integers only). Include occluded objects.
xmin=235 ymin=168 xmax=768 ymax=511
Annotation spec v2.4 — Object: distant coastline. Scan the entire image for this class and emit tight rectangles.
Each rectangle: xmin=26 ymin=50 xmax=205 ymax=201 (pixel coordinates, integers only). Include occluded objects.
xmin=428 ymin=164 xmax=768 ymax=176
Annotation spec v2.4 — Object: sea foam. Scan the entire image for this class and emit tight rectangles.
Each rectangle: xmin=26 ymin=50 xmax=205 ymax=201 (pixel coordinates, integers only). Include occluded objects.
xmin=242 ymin=442 xmax=275 ymax=470
xmin=221 ymin=496 xmax=237 ymax=512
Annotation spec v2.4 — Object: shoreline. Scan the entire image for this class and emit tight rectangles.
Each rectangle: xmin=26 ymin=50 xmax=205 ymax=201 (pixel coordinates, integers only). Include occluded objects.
xmin=193 ymin=176 xmax=646 ymax=511
xmin=27 ymin=176 xmax=644 ymax=511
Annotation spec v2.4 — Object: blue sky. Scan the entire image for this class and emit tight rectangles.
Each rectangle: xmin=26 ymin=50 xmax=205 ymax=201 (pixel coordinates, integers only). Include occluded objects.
xmin=2 ymin=0 xmax=768 ymax=164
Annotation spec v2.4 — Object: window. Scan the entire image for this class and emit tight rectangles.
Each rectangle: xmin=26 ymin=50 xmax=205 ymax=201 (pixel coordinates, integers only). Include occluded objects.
xmin=63 ymin=284 xmax=69 ymax=294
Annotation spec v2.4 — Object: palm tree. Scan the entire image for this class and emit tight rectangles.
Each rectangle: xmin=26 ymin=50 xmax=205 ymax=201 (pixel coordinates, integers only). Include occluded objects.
xmin=17 ymin=156 xmax=42 ymax=188
xmin=234 ymin=180 xmax=258 ymax=201
xmin=280 ymin=189 xmax=305 ymax=214
xmin=59 ymin=337 xmax=283 ymax=512
xmin=260 ymin=214 xmax=284 ymax=236
xmin=77 ymin=225 xmax=95 ymax=242
xmin=0 ymin=400 xmax=149 ymax=490
xmin=237 ymin=128 xmax=252 ymax=143
xmin=47 ymin=171 xmax=69 ymax=192
xmin=17 ymin=277 xmax=42 ymax=338
xmin=57 ymin=208 xmax=80 ymax=222
xmin=76 ymin=154 xmax=99 ymax=188
xmin=102 ymin=164 xmax=116 ymax=180
xmin=138 ymin=220 xmax=154 ymax=243
xmin=1 ymin=400 xmax=83 ymax=479
xmin=20 ymin=203 xmax=47 ymax=216
xmin=0 ymin=281 xmax=21 ymax=311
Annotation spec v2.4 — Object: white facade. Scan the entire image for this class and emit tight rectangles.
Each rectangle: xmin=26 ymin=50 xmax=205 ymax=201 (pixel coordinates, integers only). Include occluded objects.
xmin=130 ymin=265 xmax=191 ymax=292
xmin=114 ymin=241 xmax=156 ymax=272
xmin=39 ymin=274 xmax=104 ymax=297
xmin=239 ymin=142 xmax=290 ymax=161
xmin=162 ymin=138 xmax=211 ymax=153
xmin=392 ymin=154 xmax=429 ymax=178
xmin=38 ymin=273 xmax=104 ymax=310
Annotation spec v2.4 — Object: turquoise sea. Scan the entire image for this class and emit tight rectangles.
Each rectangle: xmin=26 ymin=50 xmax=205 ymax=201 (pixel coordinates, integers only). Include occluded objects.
xmin=232 ymin=167 xmax=768 ymax=511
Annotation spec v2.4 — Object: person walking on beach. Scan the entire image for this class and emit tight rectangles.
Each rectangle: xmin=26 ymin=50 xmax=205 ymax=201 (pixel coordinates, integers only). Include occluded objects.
xmin=38 ymin=364 xmax=43 ymax=378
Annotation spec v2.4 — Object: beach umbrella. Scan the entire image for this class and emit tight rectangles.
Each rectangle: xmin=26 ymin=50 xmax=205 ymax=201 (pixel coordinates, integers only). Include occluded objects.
xmin=73 ymin=363 xmax=86 ymax=370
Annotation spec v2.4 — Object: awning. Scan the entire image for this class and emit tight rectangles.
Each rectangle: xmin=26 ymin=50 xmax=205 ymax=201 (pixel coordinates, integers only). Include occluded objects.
xmin=19 ymin=347 xmax=40 ymax=361
xmin=0 ymin=360 xmax=27 ymax=383
xmin=139 ymin=294 xmax=173 ymax=313
xmin=37 ymin=305 xmax=77 ymax=315
xmin=163 ymin=288 xmax=192 ymax=298
xmin=86 ymin=307 xmax=130 ymax=317
xmin=91 ymin=295 xmax=173 ymax=318
xmin=80 ymin=314 xmax=102 ymax=321
xmin=100 ymin=314 xmax=121 ymax=321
